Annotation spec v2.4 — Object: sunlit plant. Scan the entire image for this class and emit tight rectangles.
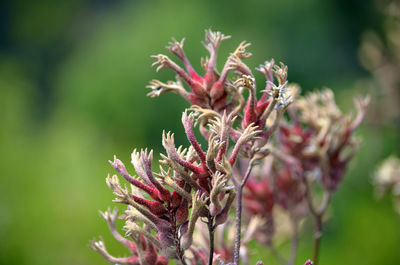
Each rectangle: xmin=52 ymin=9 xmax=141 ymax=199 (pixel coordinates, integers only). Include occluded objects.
xmin=90 ymin=29 xmax=368 ymax=265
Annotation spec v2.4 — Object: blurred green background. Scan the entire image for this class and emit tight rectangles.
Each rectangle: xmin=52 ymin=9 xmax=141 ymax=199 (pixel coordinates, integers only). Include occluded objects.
xmin=0 ymin=0 xmax=399 ymax=264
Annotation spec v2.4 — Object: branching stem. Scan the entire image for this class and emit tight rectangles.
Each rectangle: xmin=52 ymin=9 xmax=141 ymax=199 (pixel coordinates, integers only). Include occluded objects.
xmin=303 ymin=178 xmax=331 ymax=265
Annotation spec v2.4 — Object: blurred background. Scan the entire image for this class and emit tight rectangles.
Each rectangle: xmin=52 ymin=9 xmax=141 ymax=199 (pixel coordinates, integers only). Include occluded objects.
xmin=0 ymin=0 xmax=399 ymax=264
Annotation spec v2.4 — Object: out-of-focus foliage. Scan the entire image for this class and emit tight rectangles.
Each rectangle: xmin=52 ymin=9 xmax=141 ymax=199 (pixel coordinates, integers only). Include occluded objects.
xmin=0 ymin=0 xmax=399 ymax=265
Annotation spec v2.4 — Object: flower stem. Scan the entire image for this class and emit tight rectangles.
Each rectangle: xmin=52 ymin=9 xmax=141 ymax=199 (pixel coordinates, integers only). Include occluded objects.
xmin=208 ymin=215 xmax=215 ymax=265
xmin=267 ymin=244 xmax=288 ymax=265
xmin=312 ymin=215 xmax=323 ymax=265
xmin=233 ymin=160 xmax=255 ymax=265
xmin=288 ymin=216 xmax=299 ymax=265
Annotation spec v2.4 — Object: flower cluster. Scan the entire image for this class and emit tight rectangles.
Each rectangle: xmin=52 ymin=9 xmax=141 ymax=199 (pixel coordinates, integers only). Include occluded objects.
xmin=374 ymin=155 xmax=400 ymax=214
xmin=241 ymin=88 xmax=369 ymax=264
xmin=148 ymin=30 xmax=248 ymax=111
xmin=290 ymin=89 xmax=369 ymax=191
xmin=90 ymin=208 xmax=168 ymax=265
xmin=96 ymin=115 xmax=244 ymax=264
xmin=90 ymin=29 xmax=367 ymax=265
